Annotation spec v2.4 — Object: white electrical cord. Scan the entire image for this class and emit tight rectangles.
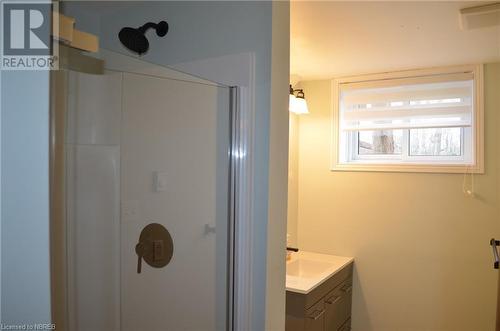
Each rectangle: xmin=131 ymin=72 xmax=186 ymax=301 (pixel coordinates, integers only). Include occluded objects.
xmin=462 ymin=166 xmax=475 ymax=197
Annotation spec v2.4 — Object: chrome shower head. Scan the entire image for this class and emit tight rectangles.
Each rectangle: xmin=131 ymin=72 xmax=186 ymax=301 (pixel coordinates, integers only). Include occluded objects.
xmin=118 ymin=21 xmax=169 ymax=55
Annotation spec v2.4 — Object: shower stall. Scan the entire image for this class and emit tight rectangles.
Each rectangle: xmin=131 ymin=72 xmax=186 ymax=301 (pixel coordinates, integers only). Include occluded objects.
xmin=50 ymin=45 xmax=237 ymax=331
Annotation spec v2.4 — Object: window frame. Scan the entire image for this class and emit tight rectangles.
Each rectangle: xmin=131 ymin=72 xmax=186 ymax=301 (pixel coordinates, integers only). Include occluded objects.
xmin=331 ymin=64 xmax=484 ymax=173
xmin=350 ymin=127 xmax=469 ymax=163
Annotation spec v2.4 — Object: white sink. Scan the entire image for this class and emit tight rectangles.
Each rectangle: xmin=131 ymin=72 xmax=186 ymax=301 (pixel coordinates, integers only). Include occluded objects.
xmin=286 ymin=251 xmax=354 ymax=294
xmin=286 ymin=259 xmax=334 ymax=278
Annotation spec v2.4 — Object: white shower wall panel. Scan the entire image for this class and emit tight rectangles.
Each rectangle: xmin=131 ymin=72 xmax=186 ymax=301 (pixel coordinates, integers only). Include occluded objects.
xmin=66 ymin=70 xmax=122 ymax=146
xmin=120 ymin=72 xmax=228 ymax=331
xmin=65 ymin=70 xmax=122 ymax=331
xmin=66 ymin=144 xmax=121 ymax=331
xmin=65 ymin=59 xmax=229 ymax=331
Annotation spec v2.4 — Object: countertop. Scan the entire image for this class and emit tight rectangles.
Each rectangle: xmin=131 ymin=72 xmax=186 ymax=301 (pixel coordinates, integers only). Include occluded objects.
xmin=286 ymin=251 xmax=354 ymax=294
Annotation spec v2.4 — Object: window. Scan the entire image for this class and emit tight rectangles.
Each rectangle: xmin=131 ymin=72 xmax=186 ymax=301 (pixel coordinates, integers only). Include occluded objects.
xmin=332 ymin=65 xmax=484 ymax=173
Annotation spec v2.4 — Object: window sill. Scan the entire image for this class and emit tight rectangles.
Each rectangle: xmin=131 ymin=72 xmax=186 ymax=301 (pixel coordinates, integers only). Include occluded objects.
xmin=331 ymin=162 xmax=484 ymax=174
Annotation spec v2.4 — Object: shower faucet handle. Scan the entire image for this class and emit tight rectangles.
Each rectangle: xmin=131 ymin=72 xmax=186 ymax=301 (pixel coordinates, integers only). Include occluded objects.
xmin=135 ymin=223 xmax=174 ymax=275
xmin=135 ymin=242 xmax=145 ymax=274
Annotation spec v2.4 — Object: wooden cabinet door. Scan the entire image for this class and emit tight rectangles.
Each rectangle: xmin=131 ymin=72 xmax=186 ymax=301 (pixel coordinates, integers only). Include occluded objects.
xmin=324 ymin=280 xmax=352 ymax=330
xmin=324 ymin=287 xmax=343 ymax=330
xmin=305 ymin=300 xmax=325 ymax=331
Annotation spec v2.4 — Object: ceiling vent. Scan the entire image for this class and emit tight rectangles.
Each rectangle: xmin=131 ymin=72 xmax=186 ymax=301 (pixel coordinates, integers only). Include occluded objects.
xmin=460 ymin=2 xmax=500 ymax=30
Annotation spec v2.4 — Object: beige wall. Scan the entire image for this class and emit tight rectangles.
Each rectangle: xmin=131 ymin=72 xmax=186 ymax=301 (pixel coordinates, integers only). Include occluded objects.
xmin=291 ymin=63 xmax=500 ymax=330
xmin=287 ymin=113 xmax=300 ymax=247
xmin=266 ymin=1 xmax=290 ymax=330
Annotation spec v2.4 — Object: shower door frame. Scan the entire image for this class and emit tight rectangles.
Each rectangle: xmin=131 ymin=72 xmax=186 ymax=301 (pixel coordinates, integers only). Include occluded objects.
xmin=195 ymin=53 xmax=257 ymax=331
xmin=50 ymin=48 xmax=257 ymax=331
xmin=178 ymin=53 xmax=258 ymax=330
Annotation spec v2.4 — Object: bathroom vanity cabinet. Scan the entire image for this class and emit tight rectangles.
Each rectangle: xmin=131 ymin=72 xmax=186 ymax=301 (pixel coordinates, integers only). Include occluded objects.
xmin=286 ymin=262 xmax=353 ymax=331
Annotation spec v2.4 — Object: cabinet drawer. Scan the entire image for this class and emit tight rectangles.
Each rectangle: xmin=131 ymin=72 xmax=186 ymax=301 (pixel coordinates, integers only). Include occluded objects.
xmin=324 ymin=278 xmax=352 ymax=331
xmin=305 ymin=298 xmax=325 ymax=331
xmin=285 ymin=261 xmax=354 ymax=331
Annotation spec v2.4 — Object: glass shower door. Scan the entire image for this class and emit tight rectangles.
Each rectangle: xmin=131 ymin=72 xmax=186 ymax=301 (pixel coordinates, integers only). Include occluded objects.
xmin=52 ymin=48 xmax=232 ymax=331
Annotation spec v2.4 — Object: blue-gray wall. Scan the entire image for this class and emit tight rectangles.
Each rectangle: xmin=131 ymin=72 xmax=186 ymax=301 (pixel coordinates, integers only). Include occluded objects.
xmin=1 ymin=70 xmax=52 ymax=324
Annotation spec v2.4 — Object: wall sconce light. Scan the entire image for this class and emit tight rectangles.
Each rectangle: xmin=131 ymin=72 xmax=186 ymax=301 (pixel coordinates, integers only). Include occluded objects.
xmin=289 ymin=84 xmax=309 ymax=114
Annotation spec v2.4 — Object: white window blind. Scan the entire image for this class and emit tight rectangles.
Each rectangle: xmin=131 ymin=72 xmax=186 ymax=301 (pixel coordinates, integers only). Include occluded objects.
xmin=340 ymin=72 xmax=474 ymax=131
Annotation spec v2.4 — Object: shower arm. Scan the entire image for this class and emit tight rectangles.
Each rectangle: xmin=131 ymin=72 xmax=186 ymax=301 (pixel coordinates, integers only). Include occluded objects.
xmin=138 ymin=22 xmax=162 ymax=34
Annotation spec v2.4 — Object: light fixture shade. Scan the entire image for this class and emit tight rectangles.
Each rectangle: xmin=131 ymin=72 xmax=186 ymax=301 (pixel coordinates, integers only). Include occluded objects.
xmin=289 ymin=94 xmax=297 ymax=112
xmin=290 ymin=96 xmax=309 ymax=114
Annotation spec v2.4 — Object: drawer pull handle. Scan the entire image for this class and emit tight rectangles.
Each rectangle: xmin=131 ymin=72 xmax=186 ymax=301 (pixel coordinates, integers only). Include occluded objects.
xmin=307 ymin=309 xmax=325 ymax=320
xmin=325 ymin=295 xmax=341 ymax=305
xmin=341 ymin=284 xmax=352 ymax=293
xmin=491 ymin=239 xmax=500 ymax=269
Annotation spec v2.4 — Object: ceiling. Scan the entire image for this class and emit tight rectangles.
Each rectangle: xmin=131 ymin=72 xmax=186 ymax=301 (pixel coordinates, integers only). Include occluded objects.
xmin=291 ymin=1 xmax=500 ymax=80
